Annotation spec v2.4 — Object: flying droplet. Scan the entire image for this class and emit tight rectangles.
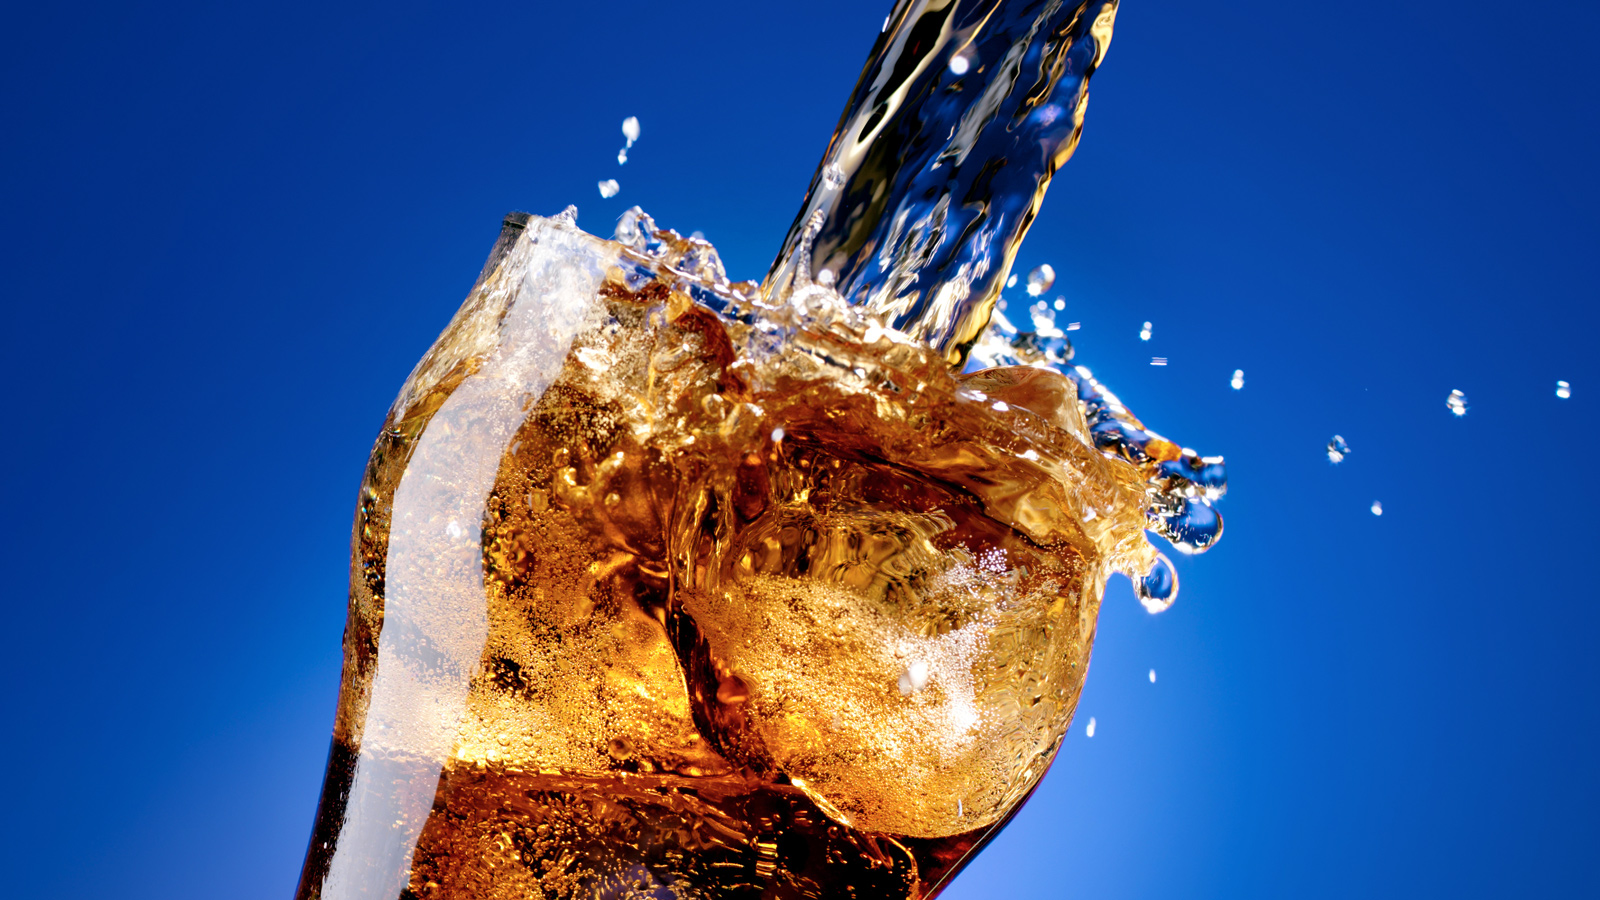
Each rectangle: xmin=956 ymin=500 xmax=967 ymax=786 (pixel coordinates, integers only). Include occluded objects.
xmin=771 ymin=427 xmax=785 ymax=443
xmin=1066 ymin=322 xmax=1081 ymax=331
xmin=1447 ymin=389 xmax=1468 ymax=416
xmin=617 ymin=148 xmax=628 ymax=165
xmin=1327 ymin=435 xmax=1350 ymax=464
xmin=1371 ymin=500 xmax=1383 ymax=516
xmin=1006 ymin=273 xmax=1018 ymax=288
xmin=1139 ymin=321 xmax=1153 ymax=341
xmin=1150 ymin=357 xmax=1168 ymax=366
xmin=598 ymin=179 xmax=620 ymax=199
xmin=1136 ymin=554 xmax=1177 ymax=613
xmin=1556 ymin=380 xmax=1571 ymax=399
xmin=621 ymin=116 xmax=640 ymax=144
xmin=823 ymin=163 xmax=846 ymax=189
xmin=1148 ymin=669 xmax=1157 ymax=683
xmin=1085 ymin=717 xmax=1097 ymax=738
xmin=1231 ymin=369 xmax=1245 ymax=390
xmin=949 ymin=55 xmax=970 ymax=75
xmin=1025 ymin=264 xmax=1055 ymax=296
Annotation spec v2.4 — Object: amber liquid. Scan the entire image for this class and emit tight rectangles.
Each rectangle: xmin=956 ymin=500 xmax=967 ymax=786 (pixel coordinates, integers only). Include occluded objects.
xmin=296 ymin=217 xmax=1153 ymax=899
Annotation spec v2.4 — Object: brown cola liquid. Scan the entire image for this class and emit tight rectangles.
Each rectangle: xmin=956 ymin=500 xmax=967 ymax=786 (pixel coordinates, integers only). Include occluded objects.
xmin=295 ymin=217 xmax=1152 ymax=899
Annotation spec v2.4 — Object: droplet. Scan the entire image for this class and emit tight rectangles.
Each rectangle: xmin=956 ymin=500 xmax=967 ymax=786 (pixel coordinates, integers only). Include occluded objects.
xmin=823 ymin=163 xmax=846 ymax=189
xmin=621 ymin=116 xmax=640 ymax=144
xmin=1025 ymin=264 xmax=1055 ymax=296
xmin=617 ymin=148 xmax=628 ymax=165
xmin=771 ymin=427 xmax=785 ymax=443
xmin=1136 ymin=553 xmax=1177 ymax=613
xmin=1148 ymin=669 xmax=1157 ymax=683
xmin=1231 ymin=369 xmax=1245 ymax=390
xmin=598 ymin=179 xmax=620 ymax=199
xmin=1006 ymin=273 xmax=1018 ymax=288
xmin=1053 ymin=297 xmax=1065 ymax=311
xmin=1139 ymin=321 xmax=1153 ymax=341
xmin=1371 ymin=500 xmax=1384 ymax=516
xmin=1150 ymin=357 xmax=1168 ymax=366
xmin=1326 ymin=435 xmax=1350 ymax=464
xmin=1066 ymin=321 xmax=1081 ymax=331
xmin=1085 ymin=717 xmax=1097 ymax=737
xmin=1446 ymin=389 xmax=1468 ymax=416
xmin=1556 ymin=380 xmax=1571 ymax=399
xmin=949 ymin=55 xmax=970 ymax=75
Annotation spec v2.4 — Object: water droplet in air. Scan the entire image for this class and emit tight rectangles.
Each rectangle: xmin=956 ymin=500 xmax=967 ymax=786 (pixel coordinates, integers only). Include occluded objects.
xmin=1025 ymin=264 xmax=1055 ymax=296
xmin=1326 ymin=435 xmax=1350 ymax=463
xmin=621 ymin=116 xmax=640 ymax=144
xmin=1231 ymin=369 xmax=1245 ymax=390
xmin=823 ymin=163 xmax=846 ymax=189
xmin=1148 ymin=669 xmax=1157 ymax=683
xmin=771 ymin=427 xmax=785 ymax=443
xmin=1556 ymin=380 xmax=1571 ymax=399
xmin=1371 ymin=500 xmax=1384 ymax=516
xmin=1053 ymin=297 xmax=1065 ymax=311
xmin=446 ymin=519 xmax=463 ymax=539
xmin=1447 ymin=389 xmax=1468 ymax=416
xmin=598 ymin=179 xmax=620 ymax=199
xmin=949 ymin=55 xmax=970 ymax=75
xmin=1139 ymin=321 xmax=1153 ymax=341
xmin=1085 ymin=717 xmax=1097 ymax=737
xmin=617 ymin=148 xmax=628 ymax=165
xmin=1066 ymin=322 xmax=1080 ymax=331
xmin=1006 ymin=273 xmax=1018 ymax=288
xmin=1150 ymin=357 xmax=1168 ymax=366
xmin=1136 ymin=554 xmax=1178 ymax=613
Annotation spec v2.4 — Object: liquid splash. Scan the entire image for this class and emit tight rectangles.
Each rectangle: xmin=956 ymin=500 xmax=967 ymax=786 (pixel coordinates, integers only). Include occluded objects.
xmin=1327 ymin=435 xmax=1350 ymax=464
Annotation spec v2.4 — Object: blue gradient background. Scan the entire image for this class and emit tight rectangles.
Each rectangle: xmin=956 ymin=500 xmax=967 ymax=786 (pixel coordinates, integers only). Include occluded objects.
xmin=3 ymin=2 xmax=1595 ymax=897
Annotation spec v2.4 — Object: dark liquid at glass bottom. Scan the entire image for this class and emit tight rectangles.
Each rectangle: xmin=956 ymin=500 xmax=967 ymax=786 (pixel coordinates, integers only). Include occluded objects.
xmin=297 ymin=740 xmax=1017 ymax=899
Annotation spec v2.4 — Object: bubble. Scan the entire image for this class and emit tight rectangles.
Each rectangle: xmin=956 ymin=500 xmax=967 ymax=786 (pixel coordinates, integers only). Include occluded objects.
xmin=823 ymin=163 xmax=846 ymax=189
xmin=1150 ymin=357 xmax=1168 ymax=366
xmin=896 ymin=660 xmax=930 ymax=695
xmin=1371 ymin=500 xmax=1384 ymax=516
xmin=1326 ymin=435 xmax=1350 ymax=464
xmin=1447 ymin=389 xmax=1468 ymax=416
xmin=1148 ymin=669 xmax=1157 ymax=683
xmin=1231 ymin=369 xmax=1245 ymax=390
xmin=949 ymin=55 xmax=970 ymax=75
xmin=598 ymin=179 xmax=620 ymax=199
xmin=1139 ymin=321 xmax=1153 ymax=341
xmin=1025 ymin=264 xmax=1055 ymax=296
xmin=1136 ymin=554 xmax=1178 ymax=614
xmin=1557 ymin=380 xmax=1571 ymax=399
xmin=621 ymin=116 xmax=640 ymax=144
xmin=1085 ymin=717 xmax=1097 ymax=737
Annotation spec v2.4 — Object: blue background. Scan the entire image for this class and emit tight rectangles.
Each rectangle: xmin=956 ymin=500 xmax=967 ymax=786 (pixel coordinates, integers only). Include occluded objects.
xmin=3 ymin=1 xmax=1596 ymax=897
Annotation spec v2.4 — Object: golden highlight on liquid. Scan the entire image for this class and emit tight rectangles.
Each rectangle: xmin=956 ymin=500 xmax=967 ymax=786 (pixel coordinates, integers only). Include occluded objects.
xmin=295 ymin=216 xmax=1156 ymax=899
